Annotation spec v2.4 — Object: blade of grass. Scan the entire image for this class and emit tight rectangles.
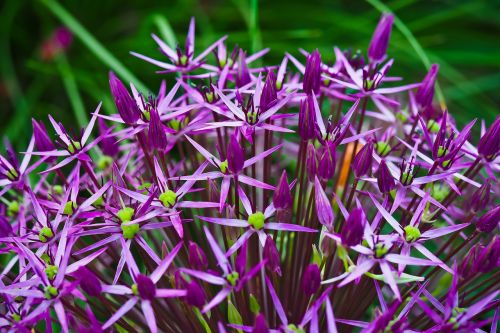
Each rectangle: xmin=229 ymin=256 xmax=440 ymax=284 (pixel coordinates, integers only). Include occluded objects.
xmin=40 ymin=0 xmax=149 ymax=94
xmin=365 ymin=0 xmax=447 ymax=110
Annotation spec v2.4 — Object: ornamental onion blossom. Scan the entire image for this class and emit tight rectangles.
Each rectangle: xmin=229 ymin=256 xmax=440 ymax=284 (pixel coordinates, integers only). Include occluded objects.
xmin=1 ymin=16 xmax=498 ymax=333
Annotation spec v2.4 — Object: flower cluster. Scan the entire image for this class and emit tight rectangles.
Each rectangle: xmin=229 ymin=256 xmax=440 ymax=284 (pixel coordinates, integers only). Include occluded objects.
xmin=1 ymin=15 xmax=499 ymax=333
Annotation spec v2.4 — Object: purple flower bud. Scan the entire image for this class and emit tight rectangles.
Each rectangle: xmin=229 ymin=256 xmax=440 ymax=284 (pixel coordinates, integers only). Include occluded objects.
xmin=54 ymin=27 xmax=73 ymax=49
xmin=478 ymin=116 xmax=500 ymax=161
xmin=260 ymin=71 xmax=277 ymax=113
xmin=76 ymin=267 xmax=102 ymax=297
xmin=469 ymin=180 xmax=491 ymax=212
xmin=148 ymin=109 xmax=167 ymax=151
xmin=227 ymin=134 xmax=245 ymax=174
xmin=298 ymin=95 xmax=316 ymax=141
xmin=476 ymin=205 xmax=500 ymax=233
xmin=368 ymin=13 xmax=394 ymax=62
xmin=236 ymin=50 xmax=251 ymax=88
xmin=352 ymin=141 xmax=374 ymax=177
xmin=32 ymin=119 xmax=54 ymax=152
xmin=235 ymin=241 xmax=248 ymax=276
xmin=301 ymin=264 xmax=321 ymax=296
xmin=109 ymin=71 xmax=140 ymax=124
xmin=416 ymin=64 xmax=439 ymax=109
xmin=377 ymin=160 xmax=395 ymax=193
xmin=317 ymin=145 xmax=336 ymax=180
xmin=97 ymin=118 xmax=119 ymax=157
xmin=185 ymin=280 xmax=206 ymax=308
xmin=263 ymin=236 xmax=281 ymax=276
xmin=303 ymin=50 xmax=321 ymax=95
xmin=252 ymin=314 xmax=269 ymax=333
xmin=315 ymin=176 xmax=334 ymax=229
xmin=188 ymin=241 xmax=208 ymax=271
xmin=273 ymin=170 xmax=292 ymax=210
xmin=306 ymin=142 xmax=317 ymax=182
xmin=341 ymin=208 xmax=366 ymax=247
xmin=0 ymin=216 xmax=13 ymax=237
xmin=136 ymin=274 xmax=156 ymax=300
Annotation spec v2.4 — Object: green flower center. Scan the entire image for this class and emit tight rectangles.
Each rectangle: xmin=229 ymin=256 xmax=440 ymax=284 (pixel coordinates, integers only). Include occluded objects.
xmin=117 ymin=207 xmax=135 ymax=223
xmin=52 ymin=185 xmax=63 ymax=195
xmin=68 ymin=141 xmax=81 ymax=154
xmin=375 ymin=243 xmax=389 ymax=258
xmin=45 ymin=264 xmax=58 ymax=280
xmin=131 ymin=283 xmax=139 ymax=295
xmin=11 ymin=313 xmax=21 ymax=322
xmin=404 ymin=225 xmax=421 ymax=243
xmin=180 ymin=55 xmax=188 ymax=66
xmin=7 ymin=201 xmax=20 ymax=216
xmin=376 ymin=141 xmax=391 ymax=156
xmin=431 ymin=184 xmax=450 ymax=202
xmin=159 ymin=190 xmax=177 ymax=208
xmin=63 ymin=201 xmax=77 ymax=216
xmin=121 ymin=223 xmax=140 ymax=239
xmin=97 ymin=155 xmax=113 ymax=170
xmin=427 ymin=119 xmax=440 ymax=133
xmin=44 ymin=286 xmax=58 ymax=299
xmin=39 ymin=226 xmax=54 ymax=243
xmin=219 ymin=160 xmax=229 ymax=174
xmin=6 ymin=168 xmax=18 ymax=181
xmin=287 ymin=324 xmax=305 ymax=333
xmin=205 ymin=91 xmax=214 ymax=103
xmin=248 ymin=211 xmax=265 ymax=230
xmin=227 ymin=272 xmax=240 ymax=286
xmin=437 ymin=146 xmax=448 ymax=158
xmin=401 ymin=172 xmax=414 ymax=185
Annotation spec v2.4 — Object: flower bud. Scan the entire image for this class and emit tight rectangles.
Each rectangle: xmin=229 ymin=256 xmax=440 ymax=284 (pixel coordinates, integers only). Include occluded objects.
xmin=315 ymin=176 xmax=334 ymax=229
xmin=97 ymin=118 xmax=119 ymax=157
xmin=236 ymin=50 xmax=251 ymax=88
xmin=368 ymin=14 xmax=394 ymax=62
xmin=263 ymin=236 xmax=281 ymax=276
xmin=469 ymin=180 xmax=491 ymax=212
xmin=252 ymin=314 xmax=269 ymax=333
xmin=352 ymin=141 xmax=374 ymax=177
xmin=476 ymin=205 xmax=499 ymax=233
xmin=136 ymin=274 xmax=156 ymax=300
xmin=185 ymin=280 xmax=206 ymax=308
xmin=298 ymin=96 xmax=316 ymax=141
xmin=32 ymin=119 xmax=55 ymax=152
xmin=416 ymin=64 xmax=439 ymax=109
xmin=301 ymin=264 xmax=321 ymax=296
xmin=317 ymin=145 xmax=336 ymax=180
xmin=273 ymin=170 xmax=292 ymax=210
xmin=109 ymin=71 xmax=140 ymax=124
xmin=188 ymin=241 xmax=208 ymax=271
xmin=227 ymin=134 xmax=244 ymax=174
xmin=235 ymin=241 xmax=248 ymax=276
xmin=0 ymin=216 xmax=13 ymax=237
xmin=148 ymin=109 xmax=167 ymax=151
xmin=303 ymin=50 xmax=321 ymax=95
xmin=478 ymin=116 xmax=500 ymax=161
xmin=260 ymin=71 xmax=277 ymax=113
xmin=341 ymin=208 xmax=366 ymax=246
xmin=376 ymin=160 xmax=395 ymax=193
xmin=76 ymin=267 xmax=102 ymax=297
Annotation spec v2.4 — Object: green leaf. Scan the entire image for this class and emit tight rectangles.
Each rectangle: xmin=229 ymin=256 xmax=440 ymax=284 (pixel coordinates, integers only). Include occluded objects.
xmin=228 ymin=300 xmax=243 ymax=333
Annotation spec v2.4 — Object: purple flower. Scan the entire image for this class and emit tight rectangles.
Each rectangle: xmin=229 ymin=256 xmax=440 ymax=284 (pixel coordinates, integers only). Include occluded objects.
xmin=76 ymin=267 xmax=102 ymax=297
xmin=227 ymin=134 xmax=245 ymax=174
xmin=368 ymin=13 xmax=394 ymax=62
xmin=303 ymin=49 xmax=321 ymax=94
xmin=416 ymin=64 xmax=439 ymax=109
xmin=185 ymin=280 xmax=206 ymax=308
xmin=188 ymin=241 xmax=208 ymax=271
xmin=476 ymin=205 xmax=500 ymax=233
xmin=263 ymin=235 xmax=281 ymax=276
xmin=377 ymin=159 xmax=395 ymax=193
xmin=352 ymin=141 xmax=374 ymax=177
xmin=477 ymin=115 xmax=500 ymax=161
xmin=148 ymin=109 xmax=167 ymax=150
xmin=252 ymin=314 xmax=269 ymax=333
xmin=109 ymin=71 xmax=140 ymax=124
xmin=273 ymin=170 xmax=293 ymax=210
xmin=32 ymin=119 xmax=55 ymax=152
xmin=298 ymin=95 xmax=316 ymax=140
xmin=301 ymin=264 xmax=321 ymax=296
xmin=341 ymin=208 xmax=365 ymax=246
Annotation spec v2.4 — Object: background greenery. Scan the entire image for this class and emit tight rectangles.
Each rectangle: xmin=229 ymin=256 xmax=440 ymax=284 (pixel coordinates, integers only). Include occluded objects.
xmin=1 ymin=0 xmax=499 ymax=150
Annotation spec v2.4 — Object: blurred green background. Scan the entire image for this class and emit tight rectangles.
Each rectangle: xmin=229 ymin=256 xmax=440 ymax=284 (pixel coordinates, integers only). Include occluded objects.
xmin=1 ymin=0 xmax=499 ymax=150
